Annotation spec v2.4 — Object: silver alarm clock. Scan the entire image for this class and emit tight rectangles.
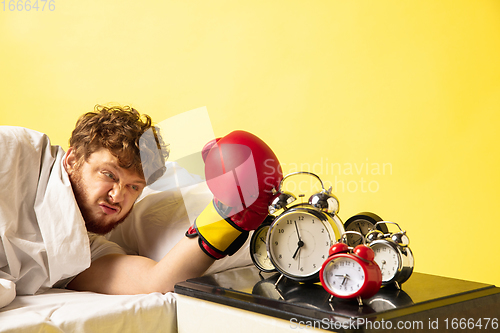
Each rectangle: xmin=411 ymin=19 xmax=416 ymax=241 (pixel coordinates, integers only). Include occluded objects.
xmin=255 ymin=172 xmax=345 ymax=282
xmin=366 ymin=221 xmax=414 ymax=289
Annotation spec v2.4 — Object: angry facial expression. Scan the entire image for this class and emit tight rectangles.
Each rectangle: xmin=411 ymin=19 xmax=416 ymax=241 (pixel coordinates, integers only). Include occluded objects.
xmin=64 ymin=148 xmax=146 ymax=234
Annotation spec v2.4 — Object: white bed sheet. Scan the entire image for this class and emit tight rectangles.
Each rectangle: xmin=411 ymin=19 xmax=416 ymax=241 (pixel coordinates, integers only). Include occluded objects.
xmin=0 ymin=159 xmax=253 ymax=333
xmin=0 ymin=288 xmax=177 ymax=333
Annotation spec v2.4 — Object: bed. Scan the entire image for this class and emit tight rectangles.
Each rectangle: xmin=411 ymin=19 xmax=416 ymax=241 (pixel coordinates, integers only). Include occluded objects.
xmin=0 ymin=161 xmax=253 ymax=333
xmin=0 ymin=289 xmax=178 ymax=333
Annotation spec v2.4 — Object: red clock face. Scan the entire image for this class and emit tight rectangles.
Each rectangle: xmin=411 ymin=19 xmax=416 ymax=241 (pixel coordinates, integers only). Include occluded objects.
xmin=320 ymin=253 xmax=382 ymax=299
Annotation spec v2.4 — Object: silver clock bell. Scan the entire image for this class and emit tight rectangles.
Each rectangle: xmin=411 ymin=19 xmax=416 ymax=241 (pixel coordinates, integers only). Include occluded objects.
xmin=308 ymin=186 xmax=339 ymax=215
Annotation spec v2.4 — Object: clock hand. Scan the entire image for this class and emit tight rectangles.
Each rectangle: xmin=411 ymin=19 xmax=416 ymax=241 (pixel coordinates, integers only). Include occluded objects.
xmin=340 ymin=274 xmax=349 ymax=286
xmin=334 ymin=274 xmax=349 ymax=286
xmin=259 ymin=237 xmax=266 ymax=244
xmin=292 ymin=220 xmax=304 ymax=260
xmin=297 ymin=248 xmax=301 ymax=270
xmin=294 ymin=221 xmax=302 ymax=242
xmin=292 ymin=240 xmax=304 ymax=259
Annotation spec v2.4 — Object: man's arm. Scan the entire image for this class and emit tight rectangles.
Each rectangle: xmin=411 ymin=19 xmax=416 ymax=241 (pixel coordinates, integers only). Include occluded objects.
xmin=67 ymin=236 xmax=214 ymax=294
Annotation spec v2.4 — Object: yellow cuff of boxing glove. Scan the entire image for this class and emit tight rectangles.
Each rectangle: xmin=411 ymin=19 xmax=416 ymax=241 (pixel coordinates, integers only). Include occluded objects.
xmin=190 ymin=200 xmax=249 ymax=259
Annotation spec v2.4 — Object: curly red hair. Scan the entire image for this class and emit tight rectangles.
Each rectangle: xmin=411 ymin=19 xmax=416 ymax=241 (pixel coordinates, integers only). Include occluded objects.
xmin=69 ymin=105 xmax=169 ymax=185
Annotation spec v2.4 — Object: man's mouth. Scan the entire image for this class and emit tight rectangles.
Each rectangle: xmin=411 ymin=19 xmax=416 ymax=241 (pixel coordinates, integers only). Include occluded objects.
xmin=99 ymin=203 xmax=120 ymax=215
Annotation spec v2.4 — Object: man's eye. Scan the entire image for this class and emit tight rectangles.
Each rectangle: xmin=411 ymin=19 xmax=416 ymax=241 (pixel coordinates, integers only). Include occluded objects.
xmin=131 ymin=185 xmax=139 ymax=191
xmin=103 ymin=172 xmax=115 ymax=180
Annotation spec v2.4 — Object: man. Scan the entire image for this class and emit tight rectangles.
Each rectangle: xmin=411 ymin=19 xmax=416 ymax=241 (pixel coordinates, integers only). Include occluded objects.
xmin=62 ymin=105 xmax=221 ymax=295
xmin=0 ymin=105 xmax=214 ymax=299
xmin=0 ymin=104 xmax=282 ymax=302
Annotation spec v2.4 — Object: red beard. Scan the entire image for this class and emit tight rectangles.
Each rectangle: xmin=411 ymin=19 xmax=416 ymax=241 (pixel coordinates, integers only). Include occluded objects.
xmin=69 ymin=167 xmax=132 ymax=235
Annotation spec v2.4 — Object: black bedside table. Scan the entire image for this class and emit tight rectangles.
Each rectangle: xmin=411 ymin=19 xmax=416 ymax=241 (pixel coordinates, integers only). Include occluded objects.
xmin=175 ymin=266 xmax=499 ymax=332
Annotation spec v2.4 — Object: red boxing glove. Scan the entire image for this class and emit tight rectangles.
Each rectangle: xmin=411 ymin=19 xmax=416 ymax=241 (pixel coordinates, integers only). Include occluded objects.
xmin=204 ymin=130 xmax=282 ymax=230
xmin=186 ymin=130 xmax=282 ymax=259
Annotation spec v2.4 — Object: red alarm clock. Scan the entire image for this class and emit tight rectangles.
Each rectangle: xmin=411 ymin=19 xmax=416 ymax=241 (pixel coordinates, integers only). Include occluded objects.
xmin=319 ymin=231 xmax=382 ymax=306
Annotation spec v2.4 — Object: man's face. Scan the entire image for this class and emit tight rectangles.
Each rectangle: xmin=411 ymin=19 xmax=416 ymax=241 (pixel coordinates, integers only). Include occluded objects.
xmin=65 ymin=148 xmax=146 ymax=234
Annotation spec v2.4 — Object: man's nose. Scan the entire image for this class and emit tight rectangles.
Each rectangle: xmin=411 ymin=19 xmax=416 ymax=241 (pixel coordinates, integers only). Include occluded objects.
xmin=109 ymin=183 xmax=125 ymax=203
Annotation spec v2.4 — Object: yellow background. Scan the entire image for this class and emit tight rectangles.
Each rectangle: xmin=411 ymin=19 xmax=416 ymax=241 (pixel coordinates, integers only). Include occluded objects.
xmin=1 ymin=1 xmax=499 ymax=286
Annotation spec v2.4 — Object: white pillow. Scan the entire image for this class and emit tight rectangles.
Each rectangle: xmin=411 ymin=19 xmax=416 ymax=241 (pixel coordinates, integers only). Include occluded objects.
xmin=0 ymin=278 xmax=16 ymax=309
xmin=107 ymin=162 xmax=252 ymax=275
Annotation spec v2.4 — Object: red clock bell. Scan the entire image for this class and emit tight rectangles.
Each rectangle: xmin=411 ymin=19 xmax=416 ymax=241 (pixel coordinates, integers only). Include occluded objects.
xmin=319 ymin=231 xmax=382 ymax=306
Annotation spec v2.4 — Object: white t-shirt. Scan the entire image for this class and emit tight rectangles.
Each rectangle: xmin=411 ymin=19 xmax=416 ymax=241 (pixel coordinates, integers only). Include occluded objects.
xmin=53 ymin=233 xmax=126 ymax=289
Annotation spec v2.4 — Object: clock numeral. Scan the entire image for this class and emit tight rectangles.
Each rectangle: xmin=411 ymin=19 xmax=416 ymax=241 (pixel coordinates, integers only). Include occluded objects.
xmin=278 ymin=229 xmax=285 ymax=233
xmin=298 ymin=216 xmax=304 ymax=221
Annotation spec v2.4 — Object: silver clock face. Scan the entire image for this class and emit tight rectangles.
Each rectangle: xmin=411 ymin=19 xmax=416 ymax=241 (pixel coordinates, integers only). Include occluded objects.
xmin=322 ymin=257 xmax=365 ymax=297
xmin=267 ymin=209 xmax=334 ymax=280
xmin=345 ymin=219 xmax=375 ymax=246
xmin=371 ymin=242 xmax=400 ymax=282
xmin=250 ymin=225 xmax=275 ymax=272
